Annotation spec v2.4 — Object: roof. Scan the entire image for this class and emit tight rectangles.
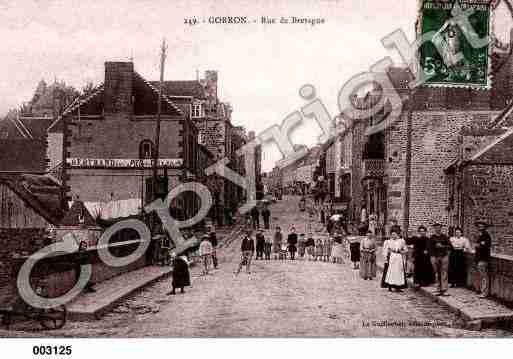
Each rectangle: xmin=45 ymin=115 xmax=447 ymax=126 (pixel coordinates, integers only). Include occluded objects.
xmin=49 ymin=69 xmax=186 ymax=131
xmin=59 ymin=200 xmax=96 ymax=226
xmin=0 ymin=139 xmax=47 ymax=173
xmin=0 ymin=173 xmax=64 ymax=225
xmin=151 ymin=80 xmax=206 ymax=99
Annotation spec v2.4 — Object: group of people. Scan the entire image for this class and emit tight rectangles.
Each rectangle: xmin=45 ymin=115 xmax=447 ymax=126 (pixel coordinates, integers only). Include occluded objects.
xmin=249 ymin=205 xmax=272 ymax=230
xmin=403 ymin=222 xmax=491 ymax=297
xmin=235 ymin=224 xmax=378 ymax=275
xmin=378 ymin=221 xmax=492 ymax=297
xmin=166 ymin=227 xmax=219 ymax=295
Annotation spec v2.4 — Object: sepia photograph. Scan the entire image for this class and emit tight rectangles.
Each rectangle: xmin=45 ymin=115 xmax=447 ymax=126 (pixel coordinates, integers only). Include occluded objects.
xmin=1 ymin=0 xmax=513 ymax=356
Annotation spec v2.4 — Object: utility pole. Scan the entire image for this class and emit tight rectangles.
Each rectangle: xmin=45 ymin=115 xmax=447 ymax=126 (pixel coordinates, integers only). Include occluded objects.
xmin=152 ymin=38 xmax=167 ymax=199
xmin=149 ymin=39 xmax=167 ymax=234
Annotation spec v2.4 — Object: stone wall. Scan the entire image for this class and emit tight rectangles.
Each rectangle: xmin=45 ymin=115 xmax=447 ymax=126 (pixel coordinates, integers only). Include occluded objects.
xmin=384 ymin=113 xmax=408 ymax=228
xmin=465 ymin=253 xmax=513 ymax=305
xmin=462 ymin=165 xmax=513 ymax=256
xmin=405 ymin=111 xmax=498 ymax=236
xmin=0 ymin=228 xmax=148 ymax=306
xmin=0 ymin=229 xmax=46 ymax=305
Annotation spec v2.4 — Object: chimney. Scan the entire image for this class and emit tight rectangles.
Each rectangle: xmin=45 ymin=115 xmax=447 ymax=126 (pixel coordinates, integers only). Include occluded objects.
xmin=248 ymin=131 xmax=256 ymax=141
xmin=104 ymin=62 xmax=134 ymax=114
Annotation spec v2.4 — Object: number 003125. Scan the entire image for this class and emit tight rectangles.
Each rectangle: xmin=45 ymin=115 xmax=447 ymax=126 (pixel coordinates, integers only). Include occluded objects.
xmin=32 ymin=345 xmax=72 ymax=356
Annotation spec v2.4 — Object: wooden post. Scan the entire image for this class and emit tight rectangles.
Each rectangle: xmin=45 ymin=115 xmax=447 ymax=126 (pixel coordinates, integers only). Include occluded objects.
xmin=150 ymin=39 xmax=167 ymax=233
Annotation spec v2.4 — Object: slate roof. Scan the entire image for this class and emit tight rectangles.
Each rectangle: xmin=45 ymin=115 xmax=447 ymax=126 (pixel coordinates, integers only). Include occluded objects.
xmin=49 ymin=70 xmax=186 ymax=132
xmin=0 ymin=139 xmax=47 ymax=173
xmin=0 ymin=173 xmax=64 ymax=225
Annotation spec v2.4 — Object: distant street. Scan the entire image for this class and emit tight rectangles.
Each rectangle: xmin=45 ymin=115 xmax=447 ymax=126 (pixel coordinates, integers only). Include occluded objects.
xmin=1 ymin=196 xmax=511 ymax=337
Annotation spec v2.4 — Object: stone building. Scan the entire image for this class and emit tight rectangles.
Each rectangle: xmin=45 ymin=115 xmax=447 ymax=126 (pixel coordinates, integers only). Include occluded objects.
xmin=48 ymin=61 xmax=201 ymax=219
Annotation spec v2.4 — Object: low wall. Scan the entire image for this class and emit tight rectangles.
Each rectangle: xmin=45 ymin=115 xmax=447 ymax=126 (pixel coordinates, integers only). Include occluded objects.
xmin=466 ymin=253 xmax=513 ymax=305
xmin=1 ymin=229 xmax=149 ymax=306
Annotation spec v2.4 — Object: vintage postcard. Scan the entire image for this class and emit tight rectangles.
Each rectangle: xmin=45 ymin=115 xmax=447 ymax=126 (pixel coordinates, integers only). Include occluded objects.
xmin=1 ymin=0 xmax=513 ymax=355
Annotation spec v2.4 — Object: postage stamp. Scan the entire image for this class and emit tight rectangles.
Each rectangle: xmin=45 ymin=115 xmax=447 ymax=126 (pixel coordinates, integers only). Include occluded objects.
xmin=419 ymin=0 xmax=492 ymax=88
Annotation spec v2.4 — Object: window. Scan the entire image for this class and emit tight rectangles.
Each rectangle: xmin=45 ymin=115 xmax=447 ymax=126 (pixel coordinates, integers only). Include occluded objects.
xmin=139 ymin=140 xmax=154 ymax=159
xmin=192 ymin=103 xmax=202 ymax=118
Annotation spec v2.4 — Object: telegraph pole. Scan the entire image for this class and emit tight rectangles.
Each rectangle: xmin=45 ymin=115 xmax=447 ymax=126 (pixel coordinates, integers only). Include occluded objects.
xmin=152 ymin=38 xmax=167 ymax=199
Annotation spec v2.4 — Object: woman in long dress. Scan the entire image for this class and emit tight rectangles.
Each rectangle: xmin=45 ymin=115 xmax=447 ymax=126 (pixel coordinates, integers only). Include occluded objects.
xmin=298 ymin=233 xmax=306 ymax=259
xmin=272 ymin=226 xmax=283 ymax=260
xmin=323 ymin=237 xmax=333 ymax=262
xmin=305 ymin=234 xmax=315 ymax=260
xmin=331 ymin=235 xmax=344 ymax=264
xmin=315 ymin=238 xmax=324 ymax=261
xmin=384 ymin=229 xmax=408 ymax=292
xmin=360 ymin=231 xmax=377 ymax=280
xmin=449 ymin=227 xmax=473 ymax=287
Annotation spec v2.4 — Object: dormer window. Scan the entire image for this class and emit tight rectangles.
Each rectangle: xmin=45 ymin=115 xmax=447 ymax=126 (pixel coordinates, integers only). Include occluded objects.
xmin=139 ymin=140 xmax=154 ymax=159
xmin=192 ymin=103 xmax=202 ymax=118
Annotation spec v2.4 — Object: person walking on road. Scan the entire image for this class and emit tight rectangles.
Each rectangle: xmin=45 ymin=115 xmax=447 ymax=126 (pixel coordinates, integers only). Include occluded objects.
xmin=250 ymin=206 xmax=260 ymax=229
xmin=287 ymin=227 xmax=298 ymax=260
xmin=208 ymin=227 xmax=218 ymax=269
xmin=475 ymin=221 xmax=492 ymax=298
xmin=428 ymin=222 xmax=452 ymax=296
xmin=199 ymin=235 xmax=214 ymax=275
xmin=360 ymin=231 xmax=377 ymax=280
xmin=410 ymin=225 xmax=434 ymax=289
xmin=167 ymin=252 xmax=191 ymax=295
xmin=272 ymin=226 xmax=283 ymax=260
xmin=448 ymin=227 xmax=472 ymax=288
xmin=261 ymin=205 xmax=271 ymax=230
xmin=384 ymin=228 xmax=408 ymax=292
xmin=236 ymin=233 xmax=255 ymax=275
xmin=255 ymin=229 xmax=266 ymax=260
xmin=264 ymin=231 xmax=273 ymax=260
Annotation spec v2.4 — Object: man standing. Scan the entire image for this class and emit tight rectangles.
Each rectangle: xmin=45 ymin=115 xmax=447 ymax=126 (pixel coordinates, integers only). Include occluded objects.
xmin=255 ymin=230 xmax=266 ymax=260
xmin=427 ymin=223 xmax=452 ymax=296
xmin=261 ymin=205 xmax=271 ymax=230
xmin=208 ymin=227 xmax=218 ymax=269
xmin=287 ymin=227 xmax=298 ymax=260
xmin=250 ymin=206 xmax=260 ymax=229
xmin=475 ymin=221 xmax=492 ymax=298
xmin=236 ymin=233 xmax=255 ymax=275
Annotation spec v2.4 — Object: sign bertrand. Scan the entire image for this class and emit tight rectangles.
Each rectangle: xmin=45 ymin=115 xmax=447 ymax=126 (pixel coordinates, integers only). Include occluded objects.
xmin=66 ymin=158 xmax=184 ymax=169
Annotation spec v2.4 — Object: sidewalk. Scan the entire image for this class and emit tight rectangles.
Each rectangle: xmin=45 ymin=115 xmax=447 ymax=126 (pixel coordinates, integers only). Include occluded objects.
xmin=67 ymin=265 xmax=173 ymax=321
xmin=67 ymin=223 xmax=243 ymax=321
xmin=376 ymin=246 xmax=513 ymax=330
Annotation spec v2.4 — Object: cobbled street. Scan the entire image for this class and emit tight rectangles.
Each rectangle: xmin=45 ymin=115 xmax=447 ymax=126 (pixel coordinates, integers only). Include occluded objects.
xmin=1 ymin=197 xmax=512 ymax=337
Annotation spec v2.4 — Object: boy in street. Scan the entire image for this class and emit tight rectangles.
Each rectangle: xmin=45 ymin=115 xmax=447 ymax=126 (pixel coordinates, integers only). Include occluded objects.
xmin=199 ymin=235 xmax=213 ymax=275
xmin=208 ymin=227 xmax=218 ymax=269
xmin=475 ymin=221 xmax=492 ymax=298
xmin=236 ymin=233 xmax=255 ymax=275
xmin=427 ymin=223 xmax=452 ymax=296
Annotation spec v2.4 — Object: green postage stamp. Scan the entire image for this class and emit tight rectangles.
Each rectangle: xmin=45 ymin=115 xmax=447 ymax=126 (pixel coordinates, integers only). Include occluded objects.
xmin=419 ymin=0 xmax=492 ymax=88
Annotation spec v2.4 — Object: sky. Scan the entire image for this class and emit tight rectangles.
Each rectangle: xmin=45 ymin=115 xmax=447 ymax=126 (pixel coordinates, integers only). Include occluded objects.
xmin=1 ymin=0 xmax=512 ymax=171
